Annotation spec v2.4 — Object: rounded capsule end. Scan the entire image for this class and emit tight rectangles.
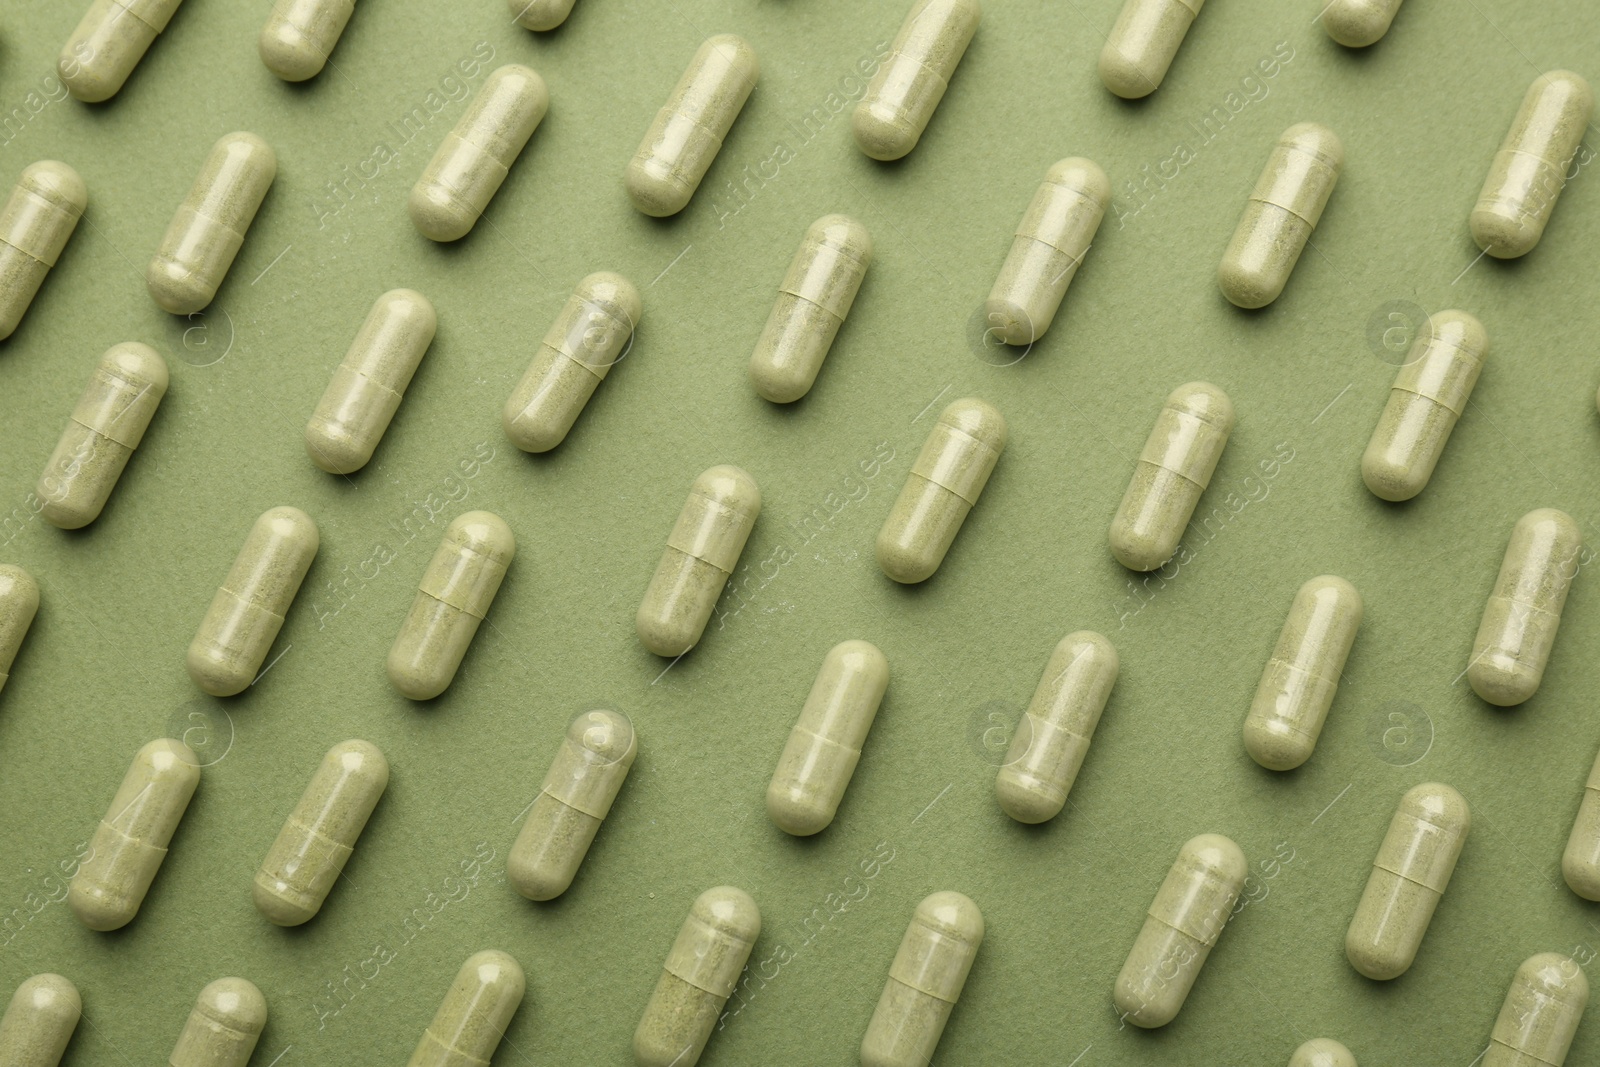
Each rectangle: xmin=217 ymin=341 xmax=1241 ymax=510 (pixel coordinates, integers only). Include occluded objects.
xmin=1360 ymin=447 xmax=1429 ymax=502
xmin=67 ymin=882 xmax=137 ymax=931
xmin=13 ymin=973 xmax=81 ymax=1027
xmin=252 ymin=878 xmax=317 ymax=927
xmin=1098 ymin=46 xmax=1159 ymax=100
xmin=259 ymin=22 xmax=329 ymax=81
xmin=104 ymin=342 xmax=169 ymax=392
xmin=1046 ymin=156 xmax=1111 ymax=201
xmin=995 ymin=771 xmax=1064 ymax=824
xmin=463 ymin=949 xmax=526 ymax=1000
xmin=576 ymin=271 xmax=643 ymax=329
xmin=1468 ymin=657 xmax=1543 ymax=707
xmin=1322 ymin=0 xmax=1396 ymax=47
xmin=409 ymin=183 xmax=478 ymax=242
xmin=442 ymin=510 xmax=516 ymax=566
xmin=851 ymin=102 xmax=920 ymax=162
xmin=808 ymin=213 xmax=874 ymax=263
xmin=194 ymin=978 xmax=268 ymax=1035
xmin=914 ymin=890 xmax=985 ymax=944
xmin=1564 ymin=850 xmax=1600 ymax=901
xmin=1219 ymin=257 xmax=1286 ymax=309
xmin=147 ymin=258 xmax=218 ymax=315
xmin=387 ymin=658 xmax=448 ymax=701
xmin=1470 ymin=207 xmax=1542 ymax=260
xmin=766 ymin=783 xmax=834 ymax=836
xmin=304 ymin=419 xmax=373 ymax=474
xmin=876 ymin=535 xmax=941 ymax=585
xmin=569 ymin=709 xmax=637 ymax=766
xmin=57 ymin=56 xmax=122 ymax=104
xmin=39 ymin=498 xmax=98 ymax=531
xmin=635 ymin=610 xmax=696 ymax=659
xmin=1429 ymin=308 xmax=1489 ymax=357
xmin=186 ymin=643 xmax=254 ymax=697
xmin=1290 ymin=1038 xmax=1358 ymax=1067
xmin=510 ymin=0 xmax=572 ymax=31
xmin=940 ymin=396 xmax=1008 ymax=450
xmin=1242 ymin=717 xmax=1313 ymax=772
xmin=0 ymin=565 xmax=39 ymax=616
xmin=1516 ymin=952 xmax=1590 ymax=1005
xmin=624 ymin=164 xmax=695 ymax=218
xmin=691 ymin=886 xmax=761 ymax=940
xmin=1167 ymin=381 xmax=1234 ymax=429
xmin=20 ymin=160 xmax=88 ymax=213
xmin=1399 ymin=782 xmax=1470 ymax=833
xmin=982 ymin=296 xmax=1043 ymax=347
xmin=1281 ymin=122 xmax=1344 ymax=167
xmin=1182 ymin=833 xmax=1248 ymax=882
xmin=1345 ymin=932 xmax=1408 ymax=981
xmin=690 ymin=465 xmax=761 ymax=517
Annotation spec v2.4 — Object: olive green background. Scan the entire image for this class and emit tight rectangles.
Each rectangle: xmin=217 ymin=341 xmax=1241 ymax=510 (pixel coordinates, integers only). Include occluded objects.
xmin=0 ymin=0 xmax=1598 ymax=1063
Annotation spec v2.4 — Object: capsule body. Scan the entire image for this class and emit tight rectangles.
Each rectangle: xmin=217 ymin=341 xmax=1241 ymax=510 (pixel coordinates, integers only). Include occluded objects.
xmin=0 ymin=161 xmax=86 ymax=341
xmin=58 ymin=0 xmax=184 ymax=102
xmin=68 ymin=738 xmax=200 ymax=931
xmin=860 ymin=892 xmax=983 ymax=1067
xmin=1484 ymin=953 xmax=1589 ymax=1067
xmin=260 ymin=0 xmax=356 ymax=81
xmin=0 ymin=974 xmax=80 ymax=1067
xmin=388 ymin=511 xmax=514 ymax=700
xmin=1468 ymin=508 xmax=1582 ymax=706
xmin=0 ymin=566 xmax=40 ymax=697
xmin=1321 ymin=0 xmax=1403 ymax=47
xmin=749 ymin=215 xmax=873 ymax=403
xmin=508 ymin=709 xmax=636 ymax=901
xmin=510 ymin=0 xmax=576 ymax=30
xmin=407 ymin=951 xmax=525 ymax=1067
xmin=169 ymin=978 xmax=266 ymax=1067
xmin=1290 ymin=1039 xmax=1357 ymax=1067
xmin=1361 ymin=310 xmax=1488 ymax=501
xmin=634 ymin=887 xmax=760 ymax=1067
xmin=853 ymin=0 xmax=980 ymax=161
xmin=636 ymin=465 xmax=761 ymax=657
xmin=1243 ymin=576 xmax=1363 ymax=771
xmin=1218 ymin=123 xmax=1342 ymax=308
xmin=1345 ymin=783 xmax=1470 ymax=980
xmin=984 ymin=158 xmax=1108 ymax=346
xmin=1472 ymin=72 xmax=1594 ymax=259
xmin=1099 ymin=0 xmax=1203 ymax=99
xmin=1564 ymin=744 xmax=1600 ymax=900
xmin=1109 ymin=382 xmax=1233 ymax=572
xmin=503 ymin=272 xmax=641 ymax=452
xmin=626 ymin=35 xmax=759 ymax=216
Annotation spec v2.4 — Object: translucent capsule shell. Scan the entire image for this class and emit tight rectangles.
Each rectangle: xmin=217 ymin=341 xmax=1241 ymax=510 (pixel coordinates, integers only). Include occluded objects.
xmin=0 ymin=161 xmax=86 ymax=341
xmin=1484 ymin=953 xmax=1589 ymax=1067
xmin=407 ymin=951 xmax=525 ymax=1067
xmin=984 ymin=158 xmax=1108 ymax=346
xmin=1098 ymin=0 xmax=1204 ymax=99
xmin=1290 ymin=1038 xmax=1358 ymax=1067
xmin=634 ymin=887 xmax=760 ymax=1067
xmin=0 ymin=565 xmax=40 ymax=697
xmin=1468 ymin=508 xmax=1582 ymax=707
xmin=1563 ymin=743 xmax=1600 ymax=900
xmin=1472 ymin=72 xmax=1594 ymax=259
xmin=749 ymin=215 xmax=873 ymax=404
xmin=58 ymin=0 xmax=184 ymax=102
xmin=0 ymin=974 xmax=81 ymax=1067
xmin=259 ymin=0 xmax=357 ymax=82
xmin=854 ymin=0 xmax=981 ymax=160
xmin=1321 ymin=0 xmax=1404 ymax=47
xmin=510 ymin=0 xmax=576 ymax=31
xmin=860 ymin=891 xmax=984 ymax=1067
xmin=168 ymin=978 xmax=266 ymax=1067
xmin=1218 ymin=123 xmax=1342 ymax=309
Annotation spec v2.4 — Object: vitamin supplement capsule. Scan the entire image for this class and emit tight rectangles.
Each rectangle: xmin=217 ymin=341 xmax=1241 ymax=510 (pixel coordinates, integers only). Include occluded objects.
xmin=168 ymin=978 xmax=266 ymax=1067
xmin=626 ymin=36 xmax=758 ymax=216
xmin=1345 ymin=782 xmax=1470 ymax=980
xmin=1361 ymin=310 xmax=1488 ymax=502
xmin=37 ymin=342 xmax=168 ymax=529
xmin=410 ymin=65 xmax=547 ymax=242
xmin=636 ymin=465 xmax=760 ymax=657
xmin=1484 ymin=953 xmax=1589 ymax=1067
xmin=407 ymin=950 xmax=525 ymax=1067
xmin=1114 ymin=834 xmax=1246 ymax=1027
xmin=766 ymin=640 xmax=890 ymax=835
xmin=1563 ymin=743 xmax=1600 ymax=900
xmin=305 ymin=289 xmax=436 ymax=473
xmin=983 ymin=158 xmax=1108 ymax=346
xmin=1218 ymin=123 xmax=1342 ymax=309
xmin=503 ymin=272 xmax=641 ymax=452
xmin=1321 ymin=0 xmax=1403 ymax=47
xmin=1099 ymin=0 xmax=1204 ymax=99
xmin=253 ymin=740 xmax=388 ymax=925
xmin=58 ymin=0 xmax=184 ymax=102
xmin=1472 ymin=72 xmax=1594 ymax=259
xmin=68 ymin=738 xmax=200 ymax=931
xmin=1290 ymin=1039 xmax=1358 ymax=1067
xmin=0 ymin=162 xmax=86 ymax=341
xmin=147 ymin=132 xmax=276 ymax=315
xmin=995 ymin=631 xmax=1119 ymax=824
xmin=0 ymin=565 xmax=39 ymax=697
xmin=187 ymin=506 xmax=319 ymax=696
xmin=634 ymin=887 xmax=760 ymax=1067
xmin=877 ymin=398 xmax=1006 ymax=584
xmin=1242 ymin=576 xmax=1363 ymax=771
xmin=860 ymin=891 xmax=983 ymax=1067
xmin=749 ymin=215 xmax=873 ymax=404
xmin=508 ymin=709 xmax=636 ymax=900
xmin=1467 ymin=508 xmax=1582 ymax=706
xmin=854 ymin=0 xmax=981 ymax=161
xmin=510 ymin=0 xmax=576 ymax=31
xmin=1108 ymin=382 xmax=1233 ymax=572
xmin=0 ymin=974 xmax=80 ymax=1067
xmin=259 ymin=0 xmax=356 ymax=82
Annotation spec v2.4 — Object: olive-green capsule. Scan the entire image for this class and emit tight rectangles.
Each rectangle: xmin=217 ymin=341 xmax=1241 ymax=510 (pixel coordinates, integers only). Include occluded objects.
xmin=1290 ymin=1039 xmax=1357 ymax=1067
xmin=995 ymin=631 xmax=1119 ymax=824
xmin=37 ymin=342 xmax=168 ymax=529
xmin=1243 ymin=576 xmax=1363 ymax=771
xmin=1109 ymin=381 xmax=1233 ymax=572
xmin=168 ymin=978 xmax=266 ymax=1067
xmin=1361 ymin=310 xmax=1488 ymax=501
xmin=984 ymin=158 xmax=1108 ymax=346
xmin=1099 ymin=0 xmax=1204 ymax=99
xmin=0 ymin=162 xmax=86 ymax=341
xmin=1563 ymin=743 xmax=1600 ymax=900
xmin=408 ymin=951 xmax=525 ymax=1067
xmin=877 ymin=398 xmax=1006 ymax=584
xmin=636 ymin=465 xmax=760 ymax=657
xmin=0 ymin=565 xmax=40 ymax=697
xmin=1321 ymin=0 xmax=1403 ymax=47
xmin=503 ymin=272 xmax=641 ymax=452
xmin=388 ymin=511 xmax=514 ymax=700
xmin=58 ymin=0 xmax=184 ymax=102
xmin=1485 ymin=953 xmax=1589 ymax=1067
xmin=626 ymin=35 xmax=759 ymax=217
xmin=634 ymin=887 xmax=760 ymax=1067
xmin=259 ymin=0 xmax=356 ymax=82
xmin=1468 ymin=508 xmax=1582 ymax=706
xmin=510 ymin=0 xmax=575 ymax=31
xmin=860 ymin=891 xmax=984 ymax=1067
xmin=253 ymin=739 xmax=388 ymax=926
xmin=410 ymin=65 xmax=548 ymax=242
xmin=853 ymin=0 xmax=980 ymax=161
xmin=147 ymin=132 xmax=276 ymax=315
xmin=1218 ymin=123 xmax=1342 ymax=308
xmin=0 ymin=974 xmax=80 ymax=1067
xmin=508 ymin=709 xmax=636 ymax=901
xmin=1345 ymin=782 xmax=1470 ymax=980
xmin=1472 ymin=72 xmax=1594 ymax=259
xmin=749 ymin=215 xmax=873 ymax=403
xmin=68 ymin=738 xmax=200 ymax=931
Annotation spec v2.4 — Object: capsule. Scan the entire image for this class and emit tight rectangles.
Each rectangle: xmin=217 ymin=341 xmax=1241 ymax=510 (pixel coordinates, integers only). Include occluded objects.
xmin=1361 ymin=310 xmax=1488 ymax=501
xmin=853 ymin=0 xmax=980 ymax=161
xmin=508 ymin=709 xmax=636 ymax=901
xmin=510 ymin=0 xmax=576 ymax=31
xmin=388 ymin=511 xmax=514 ymax=700
xmin=259 ymin=0 xmax=356 ymax=82
xmin=1290 ymin=1039 xmax=1358 ymax=1067
xmin=253 ymin=739 xmax=388 ymax=926
xmin=1242 ymin=576 xmax=1363 ymax=771
xmin=503 ymin=272 xmax=641 ymax=452
xmin=0 ymin=565 xmax=39 ymax=697
xmin=0 ymin=161 xmax=86 ymax=341
xmin=1109 ymin=382 xmax=1233 ymax=572
xmin=168 ymin=978 xmax=266 ymax=1067
xmin=1484 ymin=953 xmax=1589 ymax=1067
xmin=636 ymin=465 xmax=760 ymax=657
xmin=1321 ymin=0 xmax=1403 ymax=47
xmin=68 ymin=738 xmax=200 ymax=931
xmin=147 ymin=132 xmax=276 ymax=315
xmin=1218 ymin=123 xmax=1342 ymax=309
xmin=1563 ymin=743 xmax=1600 ymax=900
xmin=1468 ymin=508 xmax=1582 ymax=706
xmin=58 ymin=0 xmax=184 ymax=102
xmin=1345 ymin=782 xmax=1470 ymax=980
xmin=859 ymin=891 xmax=983 ymax=1067
xmin=407 ymin=950 xmax=525 ymax=1067
xmin=634 ymin=887 xmax=760 ymax=1067
xmin=1472 ymin=72 xmax=1594 ymax=259
xmin=0 ymin=974 xmax=80 ymax=1067
xmin=410 ymin=65 xmax=547 ymax=242
xmin=983 ymin=158 xmax=1108 ymax=346
xmin=748 ymin=215 xmax=873 ymax=404
xmin=1099 ymin=0 xmax=1204 ymax=99
xmin=626 ymin=35 xmax=758 ymax=216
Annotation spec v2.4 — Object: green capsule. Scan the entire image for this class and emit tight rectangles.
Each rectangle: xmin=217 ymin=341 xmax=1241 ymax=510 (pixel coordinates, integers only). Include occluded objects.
xmin=860 ymin=891 xmax=984 ymax=1067
xmin=168 ymin=978 xmax=266 ymax=1067
xmin=259 ymin=0 xmax=357 ymax=82
xmin=1218 ymin=123 xmax=1342 ymax=309
xmin=148 ymin=132 xmax=276 ymax=315
xmin=854 ymin=0 xmax=981 ymax=160
xmin=749 ymin=215 xmax=873 ymax=404
xmin=0 ymin=974 xmax=80 ymax=1067
xmin=1563 ymin=742 xmax=1600 ymax=900
xmin=510 ymin=0 xmax=576 ymax=31
xmin=1484 ymin=953 xmax=1588 ymax=1067
xmin=407 ymin=951 xmax=525 ymax=1067
xmin=1468 ymin=508 xmax=1582 ymax=706
xmin=58 ymin=0 xmax=184 ymax=102
xmin=1472 ymin=72 xmax=1594 ymax=259
xmin=0 ymin=565 xmax=40 ymax=697
xmin=984 ymin=158 xmax=1108 ymax=346
xmin=1290 ymin=1039 xmax=1357 ymax=1067
xmin=634 ymin=887 xmax=760 ymax=1067
xmin=0 ymin=161 xmax=86 ymax=341
xmin=1099 ymin=0 xmax=1204 ymax=99
xmin=1321 ymin=0 xmax=1403 ymax=47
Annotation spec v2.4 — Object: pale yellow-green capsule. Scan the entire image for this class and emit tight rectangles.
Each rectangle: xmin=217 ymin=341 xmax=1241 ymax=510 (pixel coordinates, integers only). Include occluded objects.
xmin=1290 ymin=1039 xmax=1357 ymax=1067
xmin=0 ymin=565 xmax=40 ymax=697
xmin=68 ymin=738 xmax=200 ymax=931
xmin=168 ymin=978 xmax=266 ymax=1067
xmin=0 ymin=974 xmax=80 ymax=1067
xmin=984 ymin=158 xmax=1108 ymax=346
xmin=0 ymin=162 xmax=86 ymax=341
xmin=508 ymin=709 xmax=636 ymax=901
xmin=1321 ymin=0 xmax=1403 ymax=47
xmin=1218 ymin=123 xmax=1342 ymax=309
xmin=58 ymin=0 xmax=184 ymax=102
xmin=503 ymin=272 xmax=641 ymax=453
xmin=147 ymin=132 xmax=276 ymax=315
xmin=259 ymin=0 xmax=356 ymax=82
xmin=305 ymin=289 xmax=436 ymax=474
xmin=37 ymin=342 xmax=168 ymax=529
xmin=510 ymin=0 xmax=575 ymax=31
xmin=1563 ymin=743 xmax=1600 ymax=900
xmin=749 ymin=215 xmax=873 ymax=404
xmin=253 ymin=739 xmax=388 ymax=926
xmin=1472 ymin=72 xmax=1594 ymax=259
xmin=1468 ymin=508 xmax=1582 ymax=706
xmin=877 ymin=398 xmax=1006 ymax=584
xmin=860 ymin=891 xmax=983 ymax=1067
xmin=410 ymin=65 xmax=548 ymax=242
xmin=1109 ymin=381 xmax=1233 ymax=572
xmin=1361 ymin=310 xmax=1488 ymax=502
xmin=1484 ymin=953 xmax=1589 ymax=1067
xmin=634 ymin=887 xmax=760 ymax=1067
xmin=626 ymin=35 xmax=759 ymax=217
xmin=636 ymin=465 xmax=760 ymax=657
xmin=1099 ymin=0 xmax=1204 ymax=99
xmin=1345 ymin=783 xmax=1469 ymax=980
xmin=408 ymin=951 xmax=525 ymax=1067
xmin=854 ymin=0 xmax=981 ymax=161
